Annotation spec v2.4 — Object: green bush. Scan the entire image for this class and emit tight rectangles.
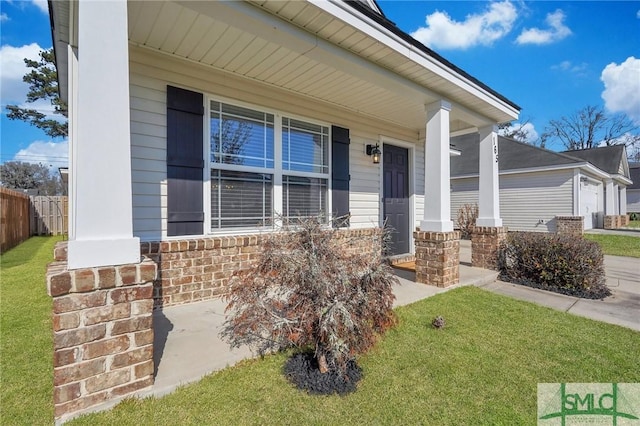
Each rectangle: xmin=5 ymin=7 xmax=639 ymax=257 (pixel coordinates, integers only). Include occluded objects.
xmin=630 ymin=212 xmax=639 ymax=221
xmin=497 ymin=232 xmax=609 ymax=299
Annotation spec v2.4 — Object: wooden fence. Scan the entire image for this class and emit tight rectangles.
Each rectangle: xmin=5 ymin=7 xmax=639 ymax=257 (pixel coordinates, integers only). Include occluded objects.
xmin=0 ymin=187 xmax=30 ymax=253
xmin=30 ymin=196 xmax=68 ymax=236
xmin=0 ymin=190 xmax=68 ymax=253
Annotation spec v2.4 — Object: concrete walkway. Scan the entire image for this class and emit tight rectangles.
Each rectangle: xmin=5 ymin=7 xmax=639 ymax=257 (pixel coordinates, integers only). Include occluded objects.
xmin=477 ymin=254 xmax=640 ymax=331
xmin=146 ymin=240 xmax=639 ymax=399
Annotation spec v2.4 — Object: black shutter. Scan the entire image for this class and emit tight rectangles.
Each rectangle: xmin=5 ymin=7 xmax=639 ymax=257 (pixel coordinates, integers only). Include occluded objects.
xmin=166 ymin=85 xmax=204 ymax=236
xmin=331 ymin=125 xmax=350 ymax=228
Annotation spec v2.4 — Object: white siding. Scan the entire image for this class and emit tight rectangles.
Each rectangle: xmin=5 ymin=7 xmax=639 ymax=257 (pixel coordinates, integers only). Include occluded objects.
xmin=129 ymin=46 xmax=421 ymax=241
xmin=628 ymin=190 xmax=640 ymax=213
xmin=451 ymin=170 xmax=574 ymax=232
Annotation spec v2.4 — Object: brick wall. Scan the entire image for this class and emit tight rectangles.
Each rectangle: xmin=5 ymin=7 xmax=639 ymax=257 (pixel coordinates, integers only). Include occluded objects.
xmin=556 ymin=216 xmax=584 ymax=236
xmin=471 ymin=226 xmax=507 ymax=270
xmin=141 ymin=228 xmax=382 ymax=309
xmin=47 ymin=242 xmax=156 ymax=422
xmin=414 ymin=231 xmax=460 ymax=287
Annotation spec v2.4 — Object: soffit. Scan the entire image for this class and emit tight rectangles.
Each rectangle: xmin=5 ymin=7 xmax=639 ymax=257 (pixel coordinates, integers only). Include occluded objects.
xmin=126 ymin=0 xmax=513 ymax=132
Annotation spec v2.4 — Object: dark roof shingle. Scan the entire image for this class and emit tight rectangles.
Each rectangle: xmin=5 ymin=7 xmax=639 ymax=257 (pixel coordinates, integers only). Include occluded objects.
xmin=562 ymin=145 xmax=626 ymax=176
xmin=450 ymin=135 xmax=582 ymax=176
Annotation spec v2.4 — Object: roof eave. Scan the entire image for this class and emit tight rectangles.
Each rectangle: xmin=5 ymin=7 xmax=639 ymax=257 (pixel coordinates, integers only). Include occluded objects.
xmin=340 ymin=0 xmax=521 ymax=115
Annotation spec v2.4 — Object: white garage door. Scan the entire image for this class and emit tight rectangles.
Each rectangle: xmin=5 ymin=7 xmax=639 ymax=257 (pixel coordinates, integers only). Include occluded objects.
xmin=580 ymin=181 xmax=600 ymax=229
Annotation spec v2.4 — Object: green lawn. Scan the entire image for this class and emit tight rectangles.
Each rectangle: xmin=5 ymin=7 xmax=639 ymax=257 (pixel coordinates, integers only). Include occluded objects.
xmin=584 ymin=234 xmax=640 ymax=258
xmin=70 ymin=287 xmax=640 ymax=425
xmin=1 ymin=236 xmax=60 ymax=425
xmin=3 ymin=237 xmax=639 ymax=425
xmin=626 ymin=220 xmax=640 ymax=229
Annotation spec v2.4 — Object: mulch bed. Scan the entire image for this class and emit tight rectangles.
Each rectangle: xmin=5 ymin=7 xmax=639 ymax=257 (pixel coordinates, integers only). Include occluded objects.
xmin=284 ymin=352 xmax=362 ymax=395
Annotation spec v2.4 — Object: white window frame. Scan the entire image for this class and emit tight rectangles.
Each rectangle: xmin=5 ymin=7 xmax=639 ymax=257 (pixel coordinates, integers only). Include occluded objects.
xmin=205 ymin=94 xmax=332 ymax=235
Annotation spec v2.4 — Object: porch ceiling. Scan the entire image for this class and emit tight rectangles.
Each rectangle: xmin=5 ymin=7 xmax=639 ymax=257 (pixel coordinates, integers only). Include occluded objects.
xmin=128 ymin=0 xmax=513 ymax=133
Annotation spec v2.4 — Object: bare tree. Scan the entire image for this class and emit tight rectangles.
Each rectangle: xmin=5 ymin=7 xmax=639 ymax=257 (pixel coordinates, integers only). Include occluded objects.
xmin=542 ymin=105 xmax=639 ymax=151
xmin=498 ymin=117 xmax=538 ymax=145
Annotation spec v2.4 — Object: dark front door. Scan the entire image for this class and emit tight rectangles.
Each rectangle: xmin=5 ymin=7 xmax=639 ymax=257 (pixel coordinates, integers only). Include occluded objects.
xmin=383 ymin=144 xmax=409 ymax=255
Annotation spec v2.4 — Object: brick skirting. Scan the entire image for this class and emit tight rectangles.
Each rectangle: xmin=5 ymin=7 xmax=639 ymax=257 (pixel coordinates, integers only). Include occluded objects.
xmin=47 ymin=242 xmax=156 ymax=422
xmin=140 ymin=228 xmax=382 ymax=309
xmin=413 ymin=230 xmax=460 ymax=287
xmin=556 ymin=216 xmax=584 ymax=236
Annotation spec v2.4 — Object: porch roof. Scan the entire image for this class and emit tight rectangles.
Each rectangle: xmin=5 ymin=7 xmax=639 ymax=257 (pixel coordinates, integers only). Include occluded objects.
xmin=50 ymin=0 xmax=520 ymax=133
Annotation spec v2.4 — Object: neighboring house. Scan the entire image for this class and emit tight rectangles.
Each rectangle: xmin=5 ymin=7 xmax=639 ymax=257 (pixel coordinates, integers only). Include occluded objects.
xmin=628 ymin=163 xmax=640 ymax=214
xmin=450 ymin=135 xmax=632 ymax=231
xmin=47 ymin=1 xmax=520 ymax=420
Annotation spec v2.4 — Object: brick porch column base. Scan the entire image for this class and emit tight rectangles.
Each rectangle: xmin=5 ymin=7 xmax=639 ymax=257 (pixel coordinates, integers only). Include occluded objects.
xmin=621 ymin=214 xmax=630 ymax=227
xmin=471 ymin=226 xmax=507 ymax=270
xmin=555 ymin=216 xmax=584 ymax=236
xmin=413 ymin=230 xmax=460 ymax=287
xmin=47 ymin=242 xmax=157 ymax=422
xmin=604 ymin=215 xmax=618 ymax=229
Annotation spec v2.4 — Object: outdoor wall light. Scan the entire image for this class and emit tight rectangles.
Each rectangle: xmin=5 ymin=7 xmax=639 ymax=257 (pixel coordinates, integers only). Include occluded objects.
xmin=366 ymin=144 xmax=381 ymax=164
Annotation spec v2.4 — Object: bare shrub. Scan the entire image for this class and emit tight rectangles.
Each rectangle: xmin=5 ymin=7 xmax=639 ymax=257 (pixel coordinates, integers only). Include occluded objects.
xmin=497 ymin=232 xmax=609 ymax=299
xmin=456 ymin=203 xmax=478 ymax=239
xmin=220 ymin=217 xmax=398 ymax=379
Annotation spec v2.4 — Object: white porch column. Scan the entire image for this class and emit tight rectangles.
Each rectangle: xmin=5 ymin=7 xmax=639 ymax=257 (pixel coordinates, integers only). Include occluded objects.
xmin=605 ymin=179 xmax=615 ymax=215
xmin=67 ymin=0 xmax=140 ymax=269
xmin=613 ymin=183 xmax=620 ymax=215
xmin=620 ymin=187 xmax=627 ymax=215
xmin=420 ymin=100 xmax=453 ymax=232
xmin=476 ymin=125 xmax=502 ymax=227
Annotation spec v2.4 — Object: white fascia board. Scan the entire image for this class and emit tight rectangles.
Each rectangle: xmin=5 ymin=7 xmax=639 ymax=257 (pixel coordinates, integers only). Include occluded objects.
xmin=314 ymin=0 xmax=519 ymax=120
xmin=612 ymin=174 xmax=633 ymax=186
xmin=451 ymin=162 xmax=607 ymax=180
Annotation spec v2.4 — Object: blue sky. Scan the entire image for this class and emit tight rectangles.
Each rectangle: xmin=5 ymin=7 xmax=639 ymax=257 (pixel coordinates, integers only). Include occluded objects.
xmin=1 ymin=1 xmax=639 ymax=168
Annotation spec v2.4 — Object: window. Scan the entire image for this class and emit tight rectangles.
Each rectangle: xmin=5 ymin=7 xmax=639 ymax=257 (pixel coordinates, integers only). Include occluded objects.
xmin=282 ymin=118 xmax=328 ymax=173
xmin=211 ymin=170 xmax=273 ymax=228
xmin=209 ymin=99 xmax=330 ymax=231
xmin=283 ymin=176 xmax=327 ymax=222
xmin=210 ymin=102 xmax=274 ymax=168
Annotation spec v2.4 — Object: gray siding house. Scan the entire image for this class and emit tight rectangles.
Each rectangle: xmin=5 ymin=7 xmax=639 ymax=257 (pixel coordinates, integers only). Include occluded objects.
xmin=450 ymin=135 xmax=632 ymax=231
xmin=628 ymin=163 xmax=640 ymax=214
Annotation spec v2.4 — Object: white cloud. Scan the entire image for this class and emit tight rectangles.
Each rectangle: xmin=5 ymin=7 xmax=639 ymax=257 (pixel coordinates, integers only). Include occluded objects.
xmin=601 ymin=56 xmax=640 ymax=124
xmin=410 ymin=1 xmax=517 ymax=50
xmin=0 ymin=43 xmax=44 ymax=105
xmin=0 ymin=13 xmax=9 ymax=22
xmin=637 ymin=10 xmax=640 ymax=19
xmin=551 ymin=60 xmax=587 ymax=74
xmin=14 ymin=140 xmax=69 ymax=168
xmin=519 ymin=122 xmax=539 ymax=143
xmin=31 ymin=0 xmax=48 ymax=14
xmin=516 ymin=9 xmax=571 ymax=45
